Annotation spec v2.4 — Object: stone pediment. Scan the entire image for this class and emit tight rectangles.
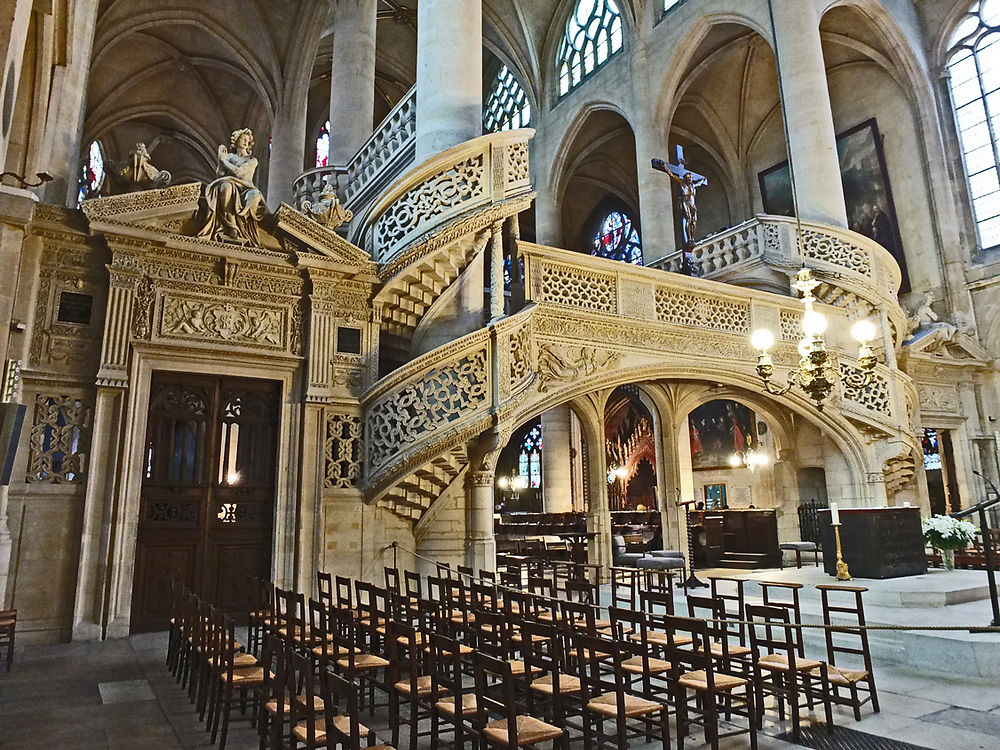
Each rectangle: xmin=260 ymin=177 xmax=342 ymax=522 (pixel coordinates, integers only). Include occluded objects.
xmin=901 ymin=325 xmax=992 ymax=367
xmin=80 ymin=183 xmax=373 ymax=269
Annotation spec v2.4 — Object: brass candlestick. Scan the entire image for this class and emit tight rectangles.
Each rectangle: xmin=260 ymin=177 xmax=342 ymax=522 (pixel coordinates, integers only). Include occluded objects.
xmin=833 ymin=523 xmax=852 ymax=581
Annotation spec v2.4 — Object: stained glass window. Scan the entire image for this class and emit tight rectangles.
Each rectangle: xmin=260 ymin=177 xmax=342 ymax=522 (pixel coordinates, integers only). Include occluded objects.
xmin=593 ymin=210 xmax=642 ymax=265
xmin=519 ymin=425 xmax=542 ymax=488
xmin=316 ymin=120 xmax=330 ymax=167
xmin=78 ymin=140 xmax=105 ymax=203
xmin=947 ymin=1 xmax=1000 ymax=249
xmin=484 ymin=65 xmax=531 ymax=133
xmin=557 ymin=0 xmax=624 ymax=96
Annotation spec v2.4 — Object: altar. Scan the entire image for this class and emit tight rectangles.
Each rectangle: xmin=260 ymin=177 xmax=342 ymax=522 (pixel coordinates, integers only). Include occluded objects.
xmin=820 ymin=507 xmax=926 ymax=579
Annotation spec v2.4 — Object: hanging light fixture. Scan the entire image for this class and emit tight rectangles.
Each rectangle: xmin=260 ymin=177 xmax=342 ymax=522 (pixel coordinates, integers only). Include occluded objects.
xmin=750 ymin=1 xmax=881 ymax=411
xmin=730 ymin=444 xmax=769 ymax=472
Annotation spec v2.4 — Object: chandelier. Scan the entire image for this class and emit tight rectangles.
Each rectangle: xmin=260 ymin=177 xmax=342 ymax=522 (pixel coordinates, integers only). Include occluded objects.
xmin=730 ymin=443 xmax=769 ymax=472
xmin=750 ymin=269 xmax=877 ymax=410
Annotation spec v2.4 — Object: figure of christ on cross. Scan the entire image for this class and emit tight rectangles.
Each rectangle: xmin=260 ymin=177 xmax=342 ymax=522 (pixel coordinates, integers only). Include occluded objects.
xmin=652 ymin=145 xmax=708 ymax=249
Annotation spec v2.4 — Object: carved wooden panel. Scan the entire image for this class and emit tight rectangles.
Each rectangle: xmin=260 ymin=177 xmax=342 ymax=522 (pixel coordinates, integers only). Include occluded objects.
xmin=131 ymin=373 xmax=278 ymax=633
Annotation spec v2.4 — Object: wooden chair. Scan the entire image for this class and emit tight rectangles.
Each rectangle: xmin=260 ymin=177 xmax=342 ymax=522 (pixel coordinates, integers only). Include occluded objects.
xmin=320 ymin=669 xmax=396 ymax=749
xmin=610 ymin=567 xmax=641 ymax=612
xmin=208 ymin=612 xmax=267 ymax=750
xmin=388 ymin=620 xmax=434 ymax=750
xmin=746 ymin=603 xmax=834 ymax=738
xmin=608 ymin=606 xmax=673 ymax=704
xmin=427 ymin=633 xmax=478 ymax=749
xmin=816 ymin=584 xmax=880 ymax=720
xmin=0 ymin=608 xmax=15 ymax=673
xmin=758 ymin=581 xmax=805 ymax=657
xmin=686 ymin=594 xmax=753 ymax=677
xmin=573 ymin=631 xmax=670 ymax=750
xmin=316 ymin=571 xmax=333 ymax=609
xmin=330 ymin=606 xmax=389 ymax=714
xmin=472 ymin=650 xmax=566 ymax=749
xmin=664 ymin=613 xmax=756 ymax=750
xmin=709 ymin=576 xmax=748 ymax=647
xmin=520 ymin=619 xmax=580 ymax=728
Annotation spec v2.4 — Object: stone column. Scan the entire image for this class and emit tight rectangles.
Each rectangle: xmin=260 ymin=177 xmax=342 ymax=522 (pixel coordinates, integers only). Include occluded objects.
xmin=0 ymin=187 xmax=35 ymax=606
xmin=329 ymin=0 xmax=378 ymax=164
xmin=36 ymin=0 xmax=100 ymax=206
xmin=488 ymin=220 xmax=504 ymax=321
xmin=415 ymin=0 xmax=482 ymax=161
xmin=267 ymin=105 xmax=309 ymax=208
xmin=296 ymin=402 xmax=325 ymax=594
xmin=465 ymin=470 xmax=496 ymax=572
xmin=533 ymin=181 xmax=561 ymax=246
xmin=580 ymin=401 xmax=612 ymax=580
xmin=0 ymin=0 xmax=35 ymax=173
xmin=541 ymin=406 xmax=573 ymax=513
xmin=770 ymin=0 xmax=847 ymax=228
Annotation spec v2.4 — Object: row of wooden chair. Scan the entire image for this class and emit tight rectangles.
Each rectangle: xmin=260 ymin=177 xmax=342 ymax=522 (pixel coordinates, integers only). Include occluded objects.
xmin=246 ymin=562 xmax=882 ymax=749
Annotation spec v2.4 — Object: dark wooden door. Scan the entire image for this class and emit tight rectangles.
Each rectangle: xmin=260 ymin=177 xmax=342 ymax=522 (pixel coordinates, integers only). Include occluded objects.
xmin=130 ymin=373 xmax=279 ymax=633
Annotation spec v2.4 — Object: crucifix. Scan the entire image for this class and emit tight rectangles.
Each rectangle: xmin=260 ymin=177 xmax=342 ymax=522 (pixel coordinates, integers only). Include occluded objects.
xmin=652 ymin=145 xmax=708 ymax=249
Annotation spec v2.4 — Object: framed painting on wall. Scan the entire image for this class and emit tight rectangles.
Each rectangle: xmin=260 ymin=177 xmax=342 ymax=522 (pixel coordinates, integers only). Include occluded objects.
xmin=704 ymin=483 xmax=727 ymax=509
xmin=757 ymin=118 xmax=910 ymax=292
xmin=688 ymin=399 xmax=756 ymax=470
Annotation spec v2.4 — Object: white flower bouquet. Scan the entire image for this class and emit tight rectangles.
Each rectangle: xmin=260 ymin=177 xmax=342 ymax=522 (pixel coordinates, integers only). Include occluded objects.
xmin=921 ymin=514 xmax=978 ymax=551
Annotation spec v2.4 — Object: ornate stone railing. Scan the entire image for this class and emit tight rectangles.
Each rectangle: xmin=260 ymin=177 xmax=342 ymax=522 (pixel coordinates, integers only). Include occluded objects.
xmin=291 ymin=85 xmax=416 ymax=212
xmin=651 ymin=214 xmax=906 ymax=342
xmin=360 ymin=128 xmax=534 ymax=263
xmin=365 ymin=243 xmax=915 ymax=518
xmin=344 ymin=86 xmax=416 ymax=207
xmin=362 ymin=309 xmax=533 ymax=498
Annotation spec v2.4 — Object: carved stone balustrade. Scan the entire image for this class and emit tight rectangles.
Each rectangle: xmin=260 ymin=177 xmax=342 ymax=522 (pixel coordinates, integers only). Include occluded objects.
xmin=291 ymin=86 xmax=416 ymax=218
xmin=650 ymin=214 xmax=907 ymax=344
xmin=360 ymin=128 xmax=534 ymax=262
xmin=362 ymin=241 xmax=918 ymax=522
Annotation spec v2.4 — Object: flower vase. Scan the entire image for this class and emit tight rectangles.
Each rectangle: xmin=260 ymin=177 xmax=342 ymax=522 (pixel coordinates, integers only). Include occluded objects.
xmin=942 ymin=548 xmax=955 ymax=571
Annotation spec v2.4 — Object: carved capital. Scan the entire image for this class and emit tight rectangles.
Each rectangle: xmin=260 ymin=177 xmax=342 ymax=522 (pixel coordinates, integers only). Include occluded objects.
xmin=468 ymin=470 xmax=495 ymax=488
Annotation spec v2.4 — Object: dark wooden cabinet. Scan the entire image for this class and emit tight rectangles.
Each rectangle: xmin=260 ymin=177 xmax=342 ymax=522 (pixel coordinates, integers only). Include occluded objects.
xmin=820 ymin=508 xmax=926 ymax=579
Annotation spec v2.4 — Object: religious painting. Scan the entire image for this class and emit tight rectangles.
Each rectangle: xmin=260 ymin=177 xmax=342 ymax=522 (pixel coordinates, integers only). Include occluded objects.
xmin=688 ymin=399 xmax=756 ymax=470
xmin=757 ymin=118 xmax=910 ymax=292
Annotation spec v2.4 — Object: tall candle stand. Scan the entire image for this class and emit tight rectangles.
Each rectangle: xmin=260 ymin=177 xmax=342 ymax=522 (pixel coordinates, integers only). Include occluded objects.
xmin=831 ymin=505 xmax=852 ymax=581
xmin=676 ymin=498 xmax=708 ymax=589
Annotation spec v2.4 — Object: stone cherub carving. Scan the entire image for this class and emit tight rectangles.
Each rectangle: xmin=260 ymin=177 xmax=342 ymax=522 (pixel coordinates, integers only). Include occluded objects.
xmin=301 ymin=182 xmax=353 ymax=229
xmin=197 ymin=128 xmax=268 ymax=245
xmin=115 ymin=140 xmax=171 ymax=190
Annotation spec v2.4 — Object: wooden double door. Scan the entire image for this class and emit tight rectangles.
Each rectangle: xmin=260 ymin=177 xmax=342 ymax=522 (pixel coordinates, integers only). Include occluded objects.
xmin=130 ymin=373 xmax=280 ymax=633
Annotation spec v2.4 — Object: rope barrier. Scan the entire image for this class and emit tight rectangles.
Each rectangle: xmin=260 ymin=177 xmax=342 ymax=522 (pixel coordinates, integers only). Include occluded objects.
xmin=383 ymin=543 xmax=1000 ymax=634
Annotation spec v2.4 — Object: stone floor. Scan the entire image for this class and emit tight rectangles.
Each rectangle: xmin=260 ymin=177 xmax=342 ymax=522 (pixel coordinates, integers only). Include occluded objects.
xmin=1 ymin=629 xmax=999 ymax=749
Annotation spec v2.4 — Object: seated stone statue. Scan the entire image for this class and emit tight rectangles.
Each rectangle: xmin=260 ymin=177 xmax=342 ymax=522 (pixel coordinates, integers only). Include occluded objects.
xmin=197 ymin=128 xmax=267 ymax=245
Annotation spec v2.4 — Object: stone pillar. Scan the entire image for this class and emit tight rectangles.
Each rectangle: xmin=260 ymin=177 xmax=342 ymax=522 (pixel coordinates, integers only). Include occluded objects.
xmin=39 ymin=0 xmax=100 ymax=206
xmin=534 ymin=181 xmax=561 ymax=246
xmin=541 ymin=406 xmax=573 ymax=513
xmin=0 ymin=0 xmax=35 ymax=173
xmin=415 ymin=0 xmax=482 ymax=161
xmin=267 ymin=105 xmax=309 ymax=208
xmin=488 ymin=220 xmax=504 ymax=321
xmin=770 ymin=0 xmax=847 ymax=228
xmin=329 ymin=0 xmax=378 ymax=164
xmin=580 ymin=402 xmax=612 ymax=580
xmin=465 ymin=470 xmax=496 ymax=572
xmin=296 ymin=403 xmax=325 ymax=594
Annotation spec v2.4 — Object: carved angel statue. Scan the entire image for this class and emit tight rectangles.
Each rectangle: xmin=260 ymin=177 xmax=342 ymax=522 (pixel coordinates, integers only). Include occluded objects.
xmin=115 ymin=140 xmax=171 ymax=190
xmin=906 ymin=291 xmax=958 ymax=346
xmin=301 ymin=182 xmax=353 ymax=229
xmin=197 ymin=128 xmax=268 ymax=245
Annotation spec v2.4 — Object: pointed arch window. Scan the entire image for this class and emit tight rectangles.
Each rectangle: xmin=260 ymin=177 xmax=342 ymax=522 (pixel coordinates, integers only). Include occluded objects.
xmin=593 ymin=210 xmax=642 ymax=265
xmin=78 ymin=140 xmax=105 ymax=204
xmin=316 ymin=120 xmax=330 ymax=167
xmin=484 ymin=65 xmax=531 ymax=133
xmin=518 ymin=425 xmax=542 ymax=489
xmin=557 ymin=0 xmax=624 ymax=96
xmin=947 ymin=1 xmax=1000 ymax=249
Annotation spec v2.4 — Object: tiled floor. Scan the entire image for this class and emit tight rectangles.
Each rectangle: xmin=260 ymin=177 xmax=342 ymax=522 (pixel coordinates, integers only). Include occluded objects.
xmin=1 ymin=630 xmax=999 ymax=749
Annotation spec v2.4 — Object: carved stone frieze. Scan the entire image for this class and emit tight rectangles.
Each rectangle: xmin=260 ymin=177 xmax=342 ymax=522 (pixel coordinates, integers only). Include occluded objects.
xmin=158 ymin=294 xmax=287 ymax=350
xmin=131 ymin=276 xmax=155 ymax=340
xmin=537 ymin=344 xmax=618 ymax=393
xmin=81 ymin=182 xmax=201 ymax=221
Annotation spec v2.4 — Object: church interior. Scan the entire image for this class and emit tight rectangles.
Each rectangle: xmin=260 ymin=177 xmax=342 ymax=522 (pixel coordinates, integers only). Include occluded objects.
xmin=1 ymin=0 xmax=1000 ymax=748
